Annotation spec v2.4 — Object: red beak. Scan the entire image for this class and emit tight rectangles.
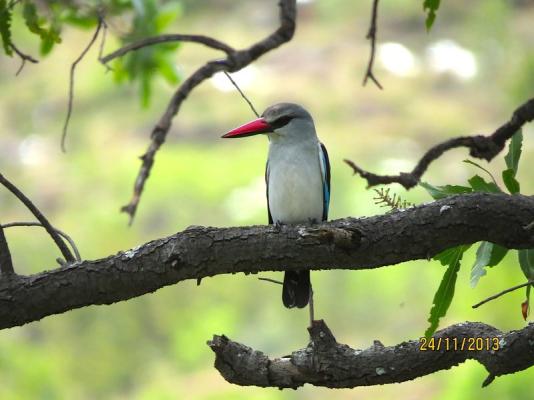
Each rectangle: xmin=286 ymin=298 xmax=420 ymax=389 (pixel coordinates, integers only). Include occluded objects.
xmin=222 ymin=117 xmax=272 ymax=138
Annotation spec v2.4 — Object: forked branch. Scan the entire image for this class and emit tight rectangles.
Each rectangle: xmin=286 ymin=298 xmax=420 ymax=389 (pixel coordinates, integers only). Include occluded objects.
xmin=0 ymin=173 xmax=75 ymax=263
xmin=345 ymin=98 xmax=534 ymax=188
xmin=111 ymin=0 xmax=297 ymax=224
xmin=362 ymin=0 xmax=383 ymax=89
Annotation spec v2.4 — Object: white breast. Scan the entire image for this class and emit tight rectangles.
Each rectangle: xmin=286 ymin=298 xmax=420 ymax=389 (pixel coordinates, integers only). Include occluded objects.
xmin=267 ymin=142 xmax=323 ymax=224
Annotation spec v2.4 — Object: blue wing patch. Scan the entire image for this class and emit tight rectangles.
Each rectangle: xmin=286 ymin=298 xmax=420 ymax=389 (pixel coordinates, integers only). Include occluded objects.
xmin=319 ymin=142 xmax=331 ymax=221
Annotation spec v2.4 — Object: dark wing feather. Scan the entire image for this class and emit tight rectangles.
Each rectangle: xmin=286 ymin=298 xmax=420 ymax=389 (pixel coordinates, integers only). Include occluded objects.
xmin=319 ymin=142 xmax=331 ymax=221
xmin=266 ymin=159 xmax=273 ymax=224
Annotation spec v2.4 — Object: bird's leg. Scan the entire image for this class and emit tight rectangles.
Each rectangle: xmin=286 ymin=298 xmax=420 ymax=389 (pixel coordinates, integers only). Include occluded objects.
xmin=273 ymin=220 xmax=284 ymax=233
xmin=308 ymin=285 xmax=315 ymax=327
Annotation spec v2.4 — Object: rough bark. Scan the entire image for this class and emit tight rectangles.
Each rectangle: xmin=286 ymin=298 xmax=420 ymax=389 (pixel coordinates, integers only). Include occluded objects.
xmin=208 ymin=320 xmax=534 ymax=388
xmin=0 ymin=192 xmax=533 ymax=330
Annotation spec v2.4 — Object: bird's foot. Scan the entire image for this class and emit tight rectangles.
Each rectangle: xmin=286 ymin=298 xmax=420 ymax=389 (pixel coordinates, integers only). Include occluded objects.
xmin=308 ymin=217 xmax=318 ymax=226
xmin=308 ymin=286 xmax=315 ymax=328
xmin=273 ymin=220 xmax=284 ymax=233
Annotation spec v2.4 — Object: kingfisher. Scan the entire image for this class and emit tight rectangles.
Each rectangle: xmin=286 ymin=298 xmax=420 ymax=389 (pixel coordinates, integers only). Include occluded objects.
xmin=222 ymin=103 xmax=331 ymax=315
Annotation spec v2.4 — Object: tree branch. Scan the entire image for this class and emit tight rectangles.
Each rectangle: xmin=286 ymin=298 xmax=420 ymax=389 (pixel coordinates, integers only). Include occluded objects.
xmin=118 ymin=0 xmax=297 ymax=224
xmin=62 ymin=15 xmax=103 ymax=152
xmin=0 ymin=223 xmax=14 ymax=276
xmin=208 ymin=319 xmax=534 ymax=388
xmin=9 ymin=42 xmax=38 ymax=76
xmin=100 ymin=34 xmax=234 ymax=63
xmin=0 ymin=193 xmax=533 ymax=329
xmin=362 ymin=0 xmax=382 ymax=89
xmin=1 ymin=222 xmax=81 ymax=262
xmin=472 ymin=280 xmax=534 ymax=309
xmin=345 ymin=97 xmax=534 ymax=188
xmin=0 ymin=173 xmax=75 ymax=263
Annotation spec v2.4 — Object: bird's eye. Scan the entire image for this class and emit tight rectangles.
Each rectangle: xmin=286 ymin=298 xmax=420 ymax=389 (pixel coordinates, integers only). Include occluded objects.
xmin=271 ymin=116 xmax=292 ymax=129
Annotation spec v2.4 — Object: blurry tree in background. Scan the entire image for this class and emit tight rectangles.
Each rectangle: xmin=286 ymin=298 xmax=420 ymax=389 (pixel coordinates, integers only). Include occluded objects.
xmin=0 ymin=0 xmax=534 ymax=398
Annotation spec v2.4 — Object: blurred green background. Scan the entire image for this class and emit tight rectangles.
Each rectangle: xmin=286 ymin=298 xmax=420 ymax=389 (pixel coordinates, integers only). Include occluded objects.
xmin=1 ymin=0 xmax=534 ymax=398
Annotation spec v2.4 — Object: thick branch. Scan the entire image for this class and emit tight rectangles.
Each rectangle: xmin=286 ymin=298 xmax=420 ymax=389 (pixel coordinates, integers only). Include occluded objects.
xmin=119 ymin=0 xmax=297 ymax=223
xmin=345 ymin=98 xmax=534 ymax=188
xmin=0 ymin=193 xmax=533 ymax=329
xmin=208 ymin=319 xmax=534 ymax=388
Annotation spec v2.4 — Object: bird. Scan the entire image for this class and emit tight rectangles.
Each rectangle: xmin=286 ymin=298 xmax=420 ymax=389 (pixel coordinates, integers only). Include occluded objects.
xmin=222 ymin=103 xmax=330 ymax=317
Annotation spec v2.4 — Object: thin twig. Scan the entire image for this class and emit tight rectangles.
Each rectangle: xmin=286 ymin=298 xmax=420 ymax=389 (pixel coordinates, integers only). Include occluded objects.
xmin=10 ymin=43 xmax=38 ymax=76
xmin=0 ymin=173 xmax=75 ymax=263
xmin=258 ymin=277 xmax=283 ymax=285
xmin=62 ymin=16 xmax=103 ymax=153
xmin=345 ymin=98 xmax=534 ymax=189
xmin=472 ymin=280 xmax=534 ymax=309
xmin=0 ymin=224 xmax=14 ymax=276
xmin=100 ymin=34 xmax=234 ymax=64
xmin=223 ymin=71 xmax=259 ymax=117
xmin=119 ymin=0 xmax=297 ymax=224
xmin=2 ymin=222 xmax=81 ymax=262
xmin=362 ymin=0 xmax=383 ymax=89
xmin=98 ymin=17 xmax=110 ymax=71
xmin=463 ymin=159 xmax=498 ymax=186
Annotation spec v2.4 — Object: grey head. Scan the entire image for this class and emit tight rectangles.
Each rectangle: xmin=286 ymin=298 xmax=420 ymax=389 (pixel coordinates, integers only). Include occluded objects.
xmin=261 ymin=103 xmax=317 ymax=144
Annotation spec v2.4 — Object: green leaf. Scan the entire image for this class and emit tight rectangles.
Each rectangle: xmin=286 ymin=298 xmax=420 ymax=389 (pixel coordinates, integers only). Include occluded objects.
xmin=23 ymin=1 xmax=48 ymax=38
xmin=470 ymin=242 xmax=508 ymax=287
xmin=463 ymin=159 xmax=499 ymax=187
xmin=467 ymin=175 xmax=501 ymax=193
xmin=59 ymin=9 xmax=98 ymax=29
xmin=433 ymin=245 xmax=469 ymax=266
xmin=423 ymin=0 xmax=441 ymax=31
xmin=470 ymin=242 xmax=493 ymax=287
xmin=504 ymin=129 xmax=523 ymax=176
xmin=519 ymin=249 xmax=534 ymax=280
xmin=157 ymin=57 xmax=181 ymax=85
xmin=426 ymin=245 xmax=468 ymax=337
xmin=155 ymin=3 xmax=182 ymax=31
xmin=502 ymin=168 xmax=520 ymax=194
xmin=140 ymin=72 xmax=151 ymax=108
xmin=22 ymin=1 xmax=61 ymax=55
xmin=487 ymin=243 xmax=508 ymax=266
xmin=0 ymin=0 xmax=13 ymax=56
xmin=420 ymin=182 xmax=472 ymax=200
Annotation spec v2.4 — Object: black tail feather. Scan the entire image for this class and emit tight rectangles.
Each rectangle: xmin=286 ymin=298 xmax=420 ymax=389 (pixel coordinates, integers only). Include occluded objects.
xmin=282 ymin=270 xmax=310 ymax=308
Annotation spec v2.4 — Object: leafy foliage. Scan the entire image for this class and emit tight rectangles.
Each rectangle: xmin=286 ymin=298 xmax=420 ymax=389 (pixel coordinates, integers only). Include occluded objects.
xmin=422 ymin=0 xmax=441 ymax=31
xmin=420 ymin=128 xmax=529 ymax=334
xmin=502 ymin=129 xmax=523 ymax=194
xmin=0 ymin=0 xmax=13 ymax=56
xmin=425 ymin=245 xmax=469 ymax=337
xmin=112 ymin=0 xmax=183 ymax=106
xmin=467 ymin=175 xmax=500 ymax=193
xmin=1 ymin=0 xmax=182 ymax=105
xmin=22 ymin=0 xmax=62 ymax=55
xmin=470 ymin=241 xmax=508 ymax=287
xmin=523 ymin=285 xmax=531 ymax=320
xmin=418 ymin=182 xmax=472 ymax=199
